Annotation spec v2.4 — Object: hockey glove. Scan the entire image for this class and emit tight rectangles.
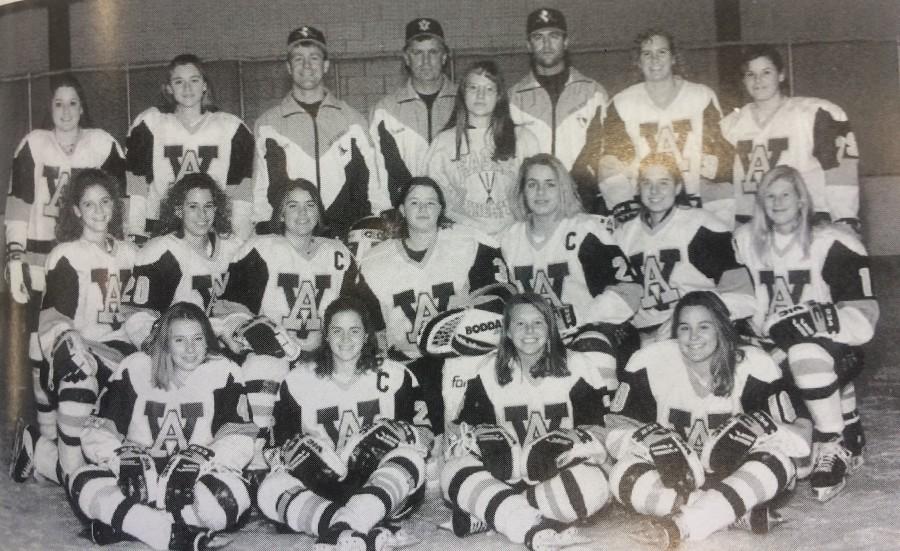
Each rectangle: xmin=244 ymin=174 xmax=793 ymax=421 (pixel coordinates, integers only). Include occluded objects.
xmin=342 ymin=419 xmax=423 ymax=485
xmin=521 ymin=427 xmax=607 ymax=484
xmin=701 ymin=410 xmax=810 ymax=474
xmin=159 ymin=444 xmax=215 ymax=512
xmin=627 ymin=423 xmax=704 ymax=493
xmin=5 ymin=255 xmax=32 ymax=305
xmin=472 ymin=424 xmax=521 ymax=483
xmin=233 ymin=316 xmax=300 ymax=360
xmin=114 ymin=444 xmax=158 ymax=505
xmin=277 ymin=434 xmax=347 ymax=498
xmin=764 ymin=301 xmax=840 ymax=348
xmin=51 ymin=330 xmax=98 ymax=384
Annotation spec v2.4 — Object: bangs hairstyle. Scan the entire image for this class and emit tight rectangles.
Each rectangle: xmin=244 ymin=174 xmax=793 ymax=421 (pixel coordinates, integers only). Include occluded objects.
xmin=513 ymin=153 xmax=584 ymax=221
xmin=637 ymin=152 xmax=690 ymax=216
xmin=55 ymin=168 xmax=125 ymax=242
xmin=143 ymin=302 xmax=220 ymax=390
xmin=270 ymin=178 xmax=329 ymax=236
xmin=740 ymin=45 xmax=788 ymax=96
xmin=750 ymin=165 xmax=815 ymax=261
xmin=671 ymin=291 xmax=745 ymax=397
xmin=495 ymin=293 xmax=568 ymax=386
xmin=398 ymin=176 xmax=453 ymax=236
xmin=160 ymin=53 xmax=218 ymax=113
xmin=444 ymin=60 xmax=517 ymax=162
xmin=314 ymin=294 xmax=381 ymax=378
xmin=159 ymin=172 xmax=233 ymax=237
xmin=634 ymin=29 xmax=687 ymax=81
xmin=44 ymin=73 xmax=93 ymax=129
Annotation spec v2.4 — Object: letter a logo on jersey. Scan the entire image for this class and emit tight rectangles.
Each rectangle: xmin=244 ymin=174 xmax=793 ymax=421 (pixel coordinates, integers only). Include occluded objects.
xmin=759 ymin=270 xmax=810 ymax=314
xmin=394 ymin=282 xmax=454 ymax=344
xmin=164 ymin=145 xmax=218 ymax=183
xmin=641 ymin=120 xmax=692 ymax=173
xmin=735 ymin=138 xmax=788 ymax=194
xmin=635 ymin=250 xmax=681 ymax=310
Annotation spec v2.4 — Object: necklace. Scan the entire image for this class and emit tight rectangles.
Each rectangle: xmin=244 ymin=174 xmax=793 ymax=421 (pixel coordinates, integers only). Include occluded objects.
xmin=55 ymin=129 xmax=80 ymax=155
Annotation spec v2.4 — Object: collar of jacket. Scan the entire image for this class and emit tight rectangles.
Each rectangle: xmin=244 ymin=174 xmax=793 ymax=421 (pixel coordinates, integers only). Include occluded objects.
xmin=511 ymin=66 xmax=590 ymax=95
xmin=278 ymin=89 xmax=343 ymax=117
xmin=397 ymin=76 xmax=456 ymax=104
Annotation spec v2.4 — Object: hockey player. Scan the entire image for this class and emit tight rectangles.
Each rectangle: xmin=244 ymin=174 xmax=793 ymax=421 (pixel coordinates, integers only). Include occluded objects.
xmin=217 ymin=179 xmax=363 ymax=439
xmin=15 ymin=169 xmax=139 ymax=483
xmin=616 ymin=153 xmax=755 ymax=345
xmin=124 ymin=172 xmax=243 ymax=348
xmin=426 ymin=60 xmax=540 ymax=236
xmin=255 ymin=26 xmax=383 ymax=238
xmin=733 ymin=166 xmax=877 ymax=502
xmin=722 ymin=46 xmax=860 ymax=229
xmin=69 ymin=302 xmax=256 ymax=550
xmin=6 ymin=74 xmax=125 ymax=483
xmin=509 ymin=8 xmax=608 ymax=170
xmin=572 ymin=30 xmax=734 ymax=225
xmin=607 ymin=291 xmax=811 ymax=545
xmin=370 ymin=18 xmax=456 ymax=208
xmin=502 ymin=153 xmax=640 ymax=347
xmin=441 ymin=293 xmax=614 ymax=551
xmin=126 ymin=54 xmax=257 ymax=242
xmin=360 ymin=176 xmax=507 ymax=437
xmin=257 ymin=295 xmax=430 ymax=549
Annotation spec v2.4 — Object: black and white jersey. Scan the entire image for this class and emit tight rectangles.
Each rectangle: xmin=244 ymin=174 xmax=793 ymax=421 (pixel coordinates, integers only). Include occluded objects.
xmin=501 ymin=213 xmax=640 ymax=329
xmin=271 ymin=359 xmax=429 ymax=451
xmin=125 ymin=107 xmax=255 ymax=238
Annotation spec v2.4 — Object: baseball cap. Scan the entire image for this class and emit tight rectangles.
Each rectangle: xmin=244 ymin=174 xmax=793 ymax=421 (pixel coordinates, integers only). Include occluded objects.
xmin=287 ymin=26 xmax=327 ymax=53
xmin=526 ymin=8 xmax=567 ymax=34
xmin=405 ymin=18 xmax=445 ymax=43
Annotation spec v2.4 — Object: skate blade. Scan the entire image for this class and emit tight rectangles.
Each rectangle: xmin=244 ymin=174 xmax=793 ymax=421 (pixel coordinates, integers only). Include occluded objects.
xmin=437 ymin=521 xmax=453 ymax=532
xmin=812 ymin=480 xmax=847 ymax=503
xmin=206 ymin=532 xmax=235 ymax=549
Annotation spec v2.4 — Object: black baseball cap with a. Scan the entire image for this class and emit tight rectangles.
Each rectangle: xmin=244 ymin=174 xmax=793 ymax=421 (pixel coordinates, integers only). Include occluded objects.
xmin=526 ymin=8 xmax=567 ymax=34
xmin=287 ymin=26 xmax=327 ymax=53
xmin=405 ymin=18 xmax=445 ymax=43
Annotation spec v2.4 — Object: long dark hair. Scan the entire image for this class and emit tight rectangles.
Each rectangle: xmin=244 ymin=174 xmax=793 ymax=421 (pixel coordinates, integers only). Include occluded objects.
xmin=270 ymin=178 xmax=329 ymax=236
xmin=314 ymin=295 xmax=381 ymax=378
xmin=55 ymin=168 xmax=125 ymax=242
xmin=158 ymin=172 xmax=232 ymax=237
xmin=495 ymin=293 xmax=569 ymax=386
xmin=444 ymin=60 xmax=516 ymax=162
xmin=398 ymin=176 xmax=453 ymax=237
xmin=160 ymin=53 xmax=218 ymax=113
xmin=671 ymin=291 xmax=745 ymax=397
xmin=143 ymin=302 xmax=221 ymax=390
xmin=43 ymin=73 xmax=93 ymax=130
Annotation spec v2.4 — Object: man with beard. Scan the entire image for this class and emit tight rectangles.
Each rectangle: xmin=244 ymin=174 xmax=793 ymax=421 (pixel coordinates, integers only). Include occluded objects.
xmin=509 ymin=8 xmax=608 ymax=171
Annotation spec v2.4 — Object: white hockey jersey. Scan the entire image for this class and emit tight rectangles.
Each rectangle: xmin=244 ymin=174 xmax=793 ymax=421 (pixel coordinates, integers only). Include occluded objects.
xmin=84 ymin=352 xmax=255 ymax=464
xmin=39 ymin=238 xmax=138 ymax=358
xmin=129 ymin=232 xmax=242 ymax=315
xmin=733 ymin=224 xmax=878 ymax=346
xmin=721 ymin=96 xmax=859 ymax=223
xmin=598 ymin=80 xmax=733 ymax=217
xmin=615 ymin=207 xmax=754 ymax=332
xmin=455 ymin=350 xmax=617 ymax=447
xmin=425 ymin=125 xmax=540 ymax=235
xmin=272 ymin=359 xmax=429 ymax=451
xmin=125 ymin=107 xmax=256 ymax=239
xmin=612 ymin=340 xmax=788 ymax=453
xmin=219 ymin=235 xmax=360 ymax=351
xmin=359 ymin=228 xmax=506 ymax=361
xmin=6 ymin=128 xmax=124 ymax=272
xmin=501 ymin=213 xmax=640 ymax=329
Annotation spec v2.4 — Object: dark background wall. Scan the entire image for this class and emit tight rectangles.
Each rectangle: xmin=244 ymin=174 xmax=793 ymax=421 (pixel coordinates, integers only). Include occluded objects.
xmin=1 ymin=0 xmax=898 ymax=251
